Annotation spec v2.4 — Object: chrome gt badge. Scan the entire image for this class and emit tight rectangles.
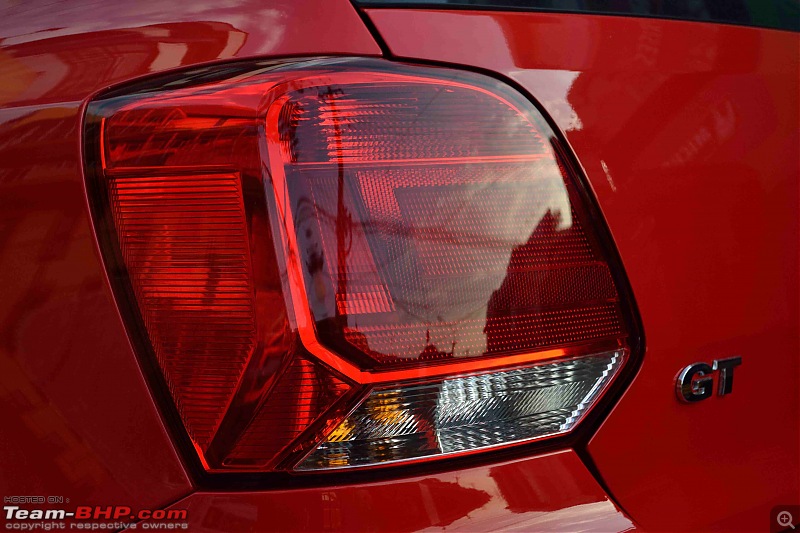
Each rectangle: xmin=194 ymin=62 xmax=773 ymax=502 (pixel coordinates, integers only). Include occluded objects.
xmin=676 ymin=356 xmax=742 ymax=403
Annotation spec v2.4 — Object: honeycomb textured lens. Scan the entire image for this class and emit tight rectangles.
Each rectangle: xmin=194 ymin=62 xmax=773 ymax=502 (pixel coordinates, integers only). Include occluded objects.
xmin=276 ymin=80 xmax=626 ymax=369
xmin=297 ymin=351 xmax=623 ymax=469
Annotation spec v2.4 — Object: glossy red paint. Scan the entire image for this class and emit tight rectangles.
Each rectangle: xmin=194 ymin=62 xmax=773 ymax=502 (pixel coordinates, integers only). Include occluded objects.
xmin=0 ymin=0 xmax=378 ymax=514
xmin=367 ymin=8 xmax=800 ymax=531
xmin=145 ymin=451 xmax=636 ymax=532
xmin=0 ymin=0 xmax=380 ymax=107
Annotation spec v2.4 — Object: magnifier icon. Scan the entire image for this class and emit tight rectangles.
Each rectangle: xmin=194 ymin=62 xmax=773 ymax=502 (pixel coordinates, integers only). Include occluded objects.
xmin=778 ymin=511 xmax=796 ymax=530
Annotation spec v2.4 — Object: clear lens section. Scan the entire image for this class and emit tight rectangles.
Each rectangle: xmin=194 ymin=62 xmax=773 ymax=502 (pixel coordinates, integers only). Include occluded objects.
xmin=297 ymin=350 xmax=623 ymax=470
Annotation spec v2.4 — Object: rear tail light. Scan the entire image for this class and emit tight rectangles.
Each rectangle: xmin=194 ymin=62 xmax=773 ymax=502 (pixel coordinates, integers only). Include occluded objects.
xmin=84 ymin=58 xmax=637 ymax=473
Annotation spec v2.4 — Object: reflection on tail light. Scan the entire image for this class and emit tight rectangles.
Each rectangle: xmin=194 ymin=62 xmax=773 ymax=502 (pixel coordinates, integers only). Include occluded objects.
xmin=84 ymin=58 xmax=638 ymax=473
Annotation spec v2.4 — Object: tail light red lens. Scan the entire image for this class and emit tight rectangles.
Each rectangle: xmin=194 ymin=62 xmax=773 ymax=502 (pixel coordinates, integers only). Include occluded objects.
xmin=107 ymin=172 xmax=256 ymax=449
xmin=85 ymin=58 xmax=637 ymax=473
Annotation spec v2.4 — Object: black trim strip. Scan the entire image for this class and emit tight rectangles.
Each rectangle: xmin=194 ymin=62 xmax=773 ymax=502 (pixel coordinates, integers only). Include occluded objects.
xmin=356 ymin=0 xmax=800 ymax=32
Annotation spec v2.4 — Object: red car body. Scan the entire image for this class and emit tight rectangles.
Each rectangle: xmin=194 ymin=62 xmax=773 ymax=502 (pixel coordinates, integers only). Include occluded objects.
xmin=0 ymin=1 xmax=797 ymax=531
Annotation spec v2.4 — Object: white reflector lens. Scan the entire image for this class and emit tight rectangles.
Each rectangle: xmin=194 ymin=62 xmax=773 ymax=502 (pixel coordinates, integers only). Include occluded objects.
xmin=297 ymin=350 xmax=624 ymax=469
